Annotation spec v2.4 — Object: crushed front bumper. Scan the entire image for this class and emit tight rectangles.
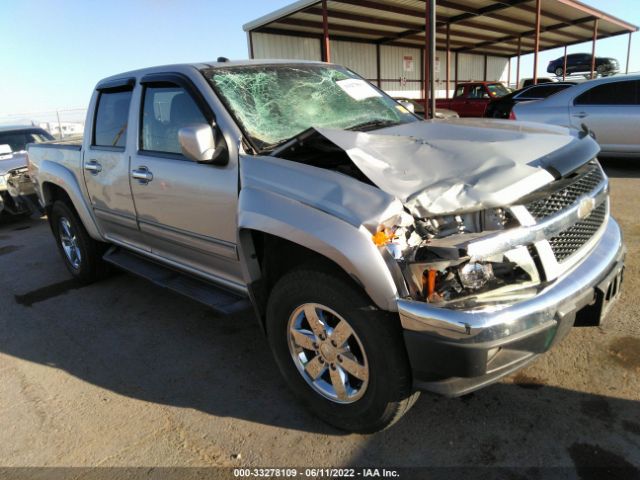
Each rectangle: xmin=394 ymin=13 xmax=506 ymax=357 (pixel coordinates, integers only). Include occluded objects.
xmin=398 ymin=217 xmax=625 ymax=397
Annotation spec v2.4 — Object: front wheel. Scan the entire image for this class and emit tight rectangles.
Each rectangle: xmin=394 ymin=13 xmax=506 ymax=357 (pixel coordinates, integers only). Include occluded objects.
xmin=49 ymin=201 xmax=109 ymax=284
xmin=266 ymin=266 xmax=419 ymax=433
xmin=555 ymin=67 xmax=564 ymax=77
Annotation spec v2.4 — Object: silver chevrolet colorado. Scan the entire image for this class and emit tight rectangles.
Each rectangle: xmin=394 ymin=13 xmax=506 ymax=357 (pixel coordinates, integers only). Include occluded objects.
xmin=28 ymin=60 xmax=625 ymax=433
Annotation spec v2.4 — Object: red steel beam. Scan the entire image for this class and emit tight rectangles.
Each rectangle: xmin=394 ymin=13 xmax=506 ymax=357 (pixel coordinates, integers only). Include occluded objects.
xmin=322 ymin=0 xmax=331 ymax=62
xmin=533 ymin=0 xmax=542 ymax=85
xmin=554 ymin=0 xmax=638 ymax=32
xmin=424 ymin=1 xmax=430 ymax=119
xmin=446 ymin=23 xmax=451 ymax=99
xmin=516 ymin=36 xmax=522 ymax=87
xmin=590 ymin=18 xmax=598 ymax=79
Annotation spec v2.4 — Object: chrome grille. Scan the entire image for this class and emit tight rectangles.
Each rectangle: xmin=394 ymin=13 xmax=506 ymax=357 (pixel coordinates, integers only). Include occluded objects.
xmin=548 ymin=202 xmax=607 ymax=262
xmin=526 ymin=163 xmax=604 ymax=220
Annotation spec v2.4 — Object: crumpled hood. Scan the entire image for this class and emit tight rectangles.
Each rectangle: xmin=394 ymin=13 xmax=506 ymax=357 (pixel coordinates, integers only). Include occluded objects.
xmin=316 ymin=119 xmax=600 ymax=217
xmin=0 ymin=152 xmax=28 ymax=176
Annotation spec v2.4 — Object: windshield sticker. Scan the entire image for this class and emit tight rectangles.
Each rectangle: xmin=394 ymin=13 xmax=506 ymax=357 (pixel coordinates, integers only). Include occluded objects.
xmin=337 ymin=79 xmax=382 ymax=101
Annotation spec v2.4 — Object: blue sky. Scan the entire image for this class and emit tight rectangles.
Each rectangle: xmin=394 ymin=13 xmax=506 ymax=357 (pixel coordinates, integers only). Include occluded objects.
xmin=1 ymin=0 xmax=638 ymax=118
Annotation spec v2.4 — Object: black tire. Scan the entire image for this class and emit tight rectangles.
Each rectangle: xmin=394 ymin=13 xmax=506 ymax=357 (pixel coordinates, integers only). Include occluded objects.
xmin=49 ymin=200 xmax=109 ymax=284
xmin=266 ymin=266 xmax=419 ymax=433
xmin=555 ymin=67 xmax=564 ymax=77
xmin=596 ymin=64 xmax=606 ymax=75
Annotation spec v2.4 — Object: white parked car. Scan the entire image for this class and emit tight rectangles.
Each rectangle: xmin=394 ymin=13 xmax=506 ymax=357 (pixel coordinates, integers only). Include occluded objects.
xmin=512 ymin=74 xmax=640 ymax=157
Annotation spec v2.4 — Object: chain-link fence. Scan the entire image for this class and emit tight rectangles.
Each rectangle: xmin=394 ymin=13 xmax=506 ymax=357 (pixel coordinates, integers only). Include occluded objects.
xmin=0 ymin=108 xmax=88 ymax=139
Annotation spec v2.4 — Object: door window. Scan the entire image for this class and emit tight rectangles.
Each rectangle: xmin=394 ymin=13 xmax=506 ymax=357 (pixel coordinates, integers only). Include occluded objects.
xmin=141 ymin=86 xmax=208 ymax=154
xmin=94 ymin=90 xmax=132 ymax=148
xmin=454 ymin=85 xmax=465 ymax=97
xmin=575 ymin=81 xmax=640 ymax=105
xmin=468 ymin=85 xmax=486 ymax=99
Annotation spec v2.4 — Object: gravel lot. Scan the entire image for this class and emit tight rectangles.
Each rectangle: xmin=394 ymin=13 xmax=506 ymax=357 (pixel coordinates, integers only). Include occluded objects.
xmin=0 ymin=159 xmax=638 ymax=472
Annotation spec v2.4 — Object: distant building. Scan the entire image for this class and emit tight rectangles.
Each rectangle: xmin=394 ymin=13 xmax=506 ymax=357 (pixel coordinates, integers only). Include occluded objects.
xmin=39 ymin=121 xmax=84 ymax=137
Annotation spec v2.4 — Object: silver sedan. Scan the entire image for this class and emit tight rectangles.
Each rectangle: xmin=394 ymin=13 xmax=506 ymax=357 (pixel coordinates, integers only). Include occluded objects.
xmin=512 ymin=74 xmax=640 ymax=158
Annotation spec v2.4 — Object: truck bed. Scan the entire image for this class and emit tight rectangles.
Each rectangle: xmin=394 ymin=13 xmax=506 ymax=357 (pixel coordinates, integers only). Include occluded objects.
xmin=33 ymin=136 xmax=83 ymax=150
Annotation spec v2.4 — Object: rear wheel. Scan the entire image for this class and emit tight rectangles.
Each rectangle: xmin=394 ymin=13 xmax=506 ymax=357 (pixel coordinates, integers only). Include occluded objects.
xmin=555 ymin=67 xmax=564 ymax=77
xmin=266 ymin=266 xmax=419 ymax=433
xmin=49 ymin=201 xmax=109 ymax=284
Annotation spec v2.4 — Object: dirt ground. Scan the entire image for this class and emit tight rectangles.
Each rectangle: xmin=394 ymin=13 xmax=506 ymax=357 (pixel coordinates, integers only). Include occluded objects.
xmin=0 ymin=158 xmax=638 ymax=472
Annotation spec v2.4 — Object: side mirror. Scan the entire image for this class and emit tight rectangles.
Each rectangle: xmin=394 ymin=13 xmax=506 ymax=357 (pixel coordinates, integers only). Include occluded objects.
xmin=178 ymin=123 xmax=227 ymax=165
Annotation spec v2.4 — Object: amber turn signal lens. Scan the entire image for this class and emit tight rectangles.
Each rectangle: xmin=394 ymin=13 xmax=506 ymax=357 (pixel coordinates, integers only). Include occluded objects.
xmin=372 ymin=230 xmax=394 ymax=246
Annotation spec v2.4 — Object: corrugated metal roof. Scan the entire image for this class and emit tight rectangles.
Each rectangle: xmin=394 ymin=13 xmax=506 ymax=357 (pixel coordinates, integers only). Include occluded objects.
xmin=244 ymin=0 xmax=637 ymax=57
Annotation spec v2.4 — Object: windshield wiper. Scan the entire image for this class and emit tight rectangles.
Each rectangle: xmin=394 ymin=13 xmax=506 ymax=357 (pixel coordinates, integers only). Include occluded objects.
xmin=347 ymin=119 xmax=400 ymax=132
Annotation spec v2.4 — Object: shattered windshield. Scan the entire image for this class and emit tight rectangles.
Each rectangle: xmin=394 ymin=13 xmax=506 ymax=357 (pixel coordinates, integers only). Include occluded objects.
xmin=204 ymin=64 xmax=418 ymax=151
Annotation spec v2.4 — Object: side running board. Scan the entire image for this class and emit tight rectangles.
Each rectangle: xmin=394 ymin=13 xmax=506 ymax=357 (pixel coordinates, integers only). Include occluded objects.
xmin=103 ymin=247 xmax=251 ymax=316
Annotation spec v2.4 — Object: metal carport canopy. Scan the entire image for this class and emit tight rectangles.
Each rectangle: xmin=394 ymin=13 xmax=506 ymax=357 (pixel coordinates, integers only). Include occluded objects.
xmin=243 ymin=0 xmax=637 ymax=117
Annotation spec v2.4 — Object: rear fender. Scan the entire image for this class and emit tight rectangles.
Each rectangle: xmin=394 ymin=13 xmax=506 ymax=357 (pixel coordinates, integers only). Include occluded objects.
xmin=39 ymin=160 xmax=103 ymax=240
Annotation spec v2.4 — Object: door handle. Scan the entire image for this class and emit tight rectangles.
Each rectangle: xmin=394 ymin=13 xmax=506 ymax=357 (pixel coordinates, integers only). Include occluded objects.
xmin=572 ymin=112 xmax=589 ymax=118
xmin=131 ymin=166 xmax=154 ymax=184
xmin=84 ymin=160 xmax=102 ymax=174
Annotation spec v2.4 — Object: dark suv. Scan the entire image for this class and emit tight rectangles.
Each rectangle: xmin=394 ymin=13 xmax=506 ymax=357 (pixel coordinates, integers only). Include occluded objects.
xmin=547 ymin=53 xmax=619 ymax=77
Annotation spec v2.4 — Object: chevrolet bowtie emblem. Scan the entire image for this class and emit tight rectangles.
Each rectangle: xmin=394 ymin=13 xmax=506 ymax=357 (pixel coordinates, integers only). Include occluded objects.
xmin=578 ymin=197 xmax=596 ymax=219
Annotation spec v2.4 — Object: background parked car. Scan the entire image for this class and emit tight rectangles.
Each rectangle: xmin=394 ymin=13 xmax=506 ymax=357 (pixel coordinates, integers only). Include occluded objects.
xmin=512 ymin=74 xmax=640 ymax=157
xmin=520 ymin=77 xmax=556 ymax=88
xmin=0 ymin=125 xmax=52 ymax=217
xmin=394 ymin=98 xmax=459 ymax=119
xmin=0 ymin=125 xmax=53 ymax=152
xmin=434 ymin=82 xmax=510 ymax=117
xmin=547 ymin=53 xmax=619 ymax=77
xmin=484 ymin=82 xmax=577 ymax=119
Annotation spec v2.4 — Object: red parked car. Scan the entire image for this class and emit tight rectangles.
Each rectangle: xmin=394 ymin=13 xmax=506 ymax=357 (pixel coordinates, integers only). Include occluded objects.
xmin=435 ymin=82 xmax=510 ymax=117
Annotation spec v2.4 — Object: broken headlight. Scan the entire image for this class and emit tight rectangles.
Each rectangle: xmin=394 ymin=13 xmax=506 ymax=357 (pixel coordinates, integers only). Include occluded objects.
xmin=373 ymin=208 xmax=540 ymax=308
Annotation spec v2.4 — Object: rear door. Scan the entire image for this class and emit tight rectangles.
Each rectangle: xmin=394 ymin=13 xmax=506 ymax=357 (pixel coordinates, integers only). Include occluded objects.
xmin=83 ymin=79 xmax=146 ymax=248
xmin=570 ymin=79 xmax=640 ymax=155
xmin=129 ymin=73 xmax=242 ymax=287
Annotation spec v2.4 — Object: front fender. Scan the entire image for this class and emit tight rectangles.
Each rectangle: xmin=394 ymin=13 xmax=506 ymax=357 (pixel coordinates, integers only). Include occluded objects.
xmin=238 ymin=187 xmax=403 ymax=312
xmin=38 ymin=159 xmax=103 ymax=241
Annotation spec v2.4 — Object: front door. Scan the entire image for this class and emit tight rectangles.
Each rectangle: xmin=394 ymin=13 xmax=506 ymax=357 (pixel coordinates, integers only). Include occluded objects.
xmin=83 ymin=84 xmax=145 ymax=249
xmin=129 ymin=78 xmax=242 ymax=288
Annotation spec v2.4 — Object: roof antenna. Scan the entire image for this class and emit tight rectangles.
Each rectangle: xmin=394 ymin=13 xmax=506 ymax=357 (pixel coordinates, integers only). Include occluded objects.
xmin=217 ymin=56 xmax=230 ymax=63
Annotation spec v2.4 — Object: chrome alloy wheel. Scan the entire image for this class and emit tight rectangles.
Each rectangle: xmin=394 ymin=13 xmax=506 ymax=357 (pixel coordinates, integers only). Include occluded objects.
xmin=287 ymin=303 xmax=369 ymax=404
xmin=58 ymin=217 xmax=82 ymax=270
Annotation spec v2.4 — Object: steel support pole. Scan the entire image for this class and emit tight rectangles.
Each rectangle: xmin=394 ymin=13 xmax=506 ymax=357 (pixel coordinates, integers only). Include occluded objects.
xmin=590 ymin=19 xmax=598 ymax=79
xmin=483 ymin=55 xmax=488 ymax=82
xmin=376 ymin=44 xmax=381 ymax=87
xmin=516 ymin=37 xmax=521 ymax=87
xmin=446 ymin=23 xmax=451 ymax=99
xmin=322 ymin=0 xmax=331 ymax=62
xmin=627 ymin=32 xmax=633 ymax=74
xmin=533 ymin=0 xmax=541 ymax=85
xmin=507 ymin=57 xmax=511 ymax=88
xmin=429 ymin=0 xmax=436 ymax=119
xmin=562 ymin=45 xmax=567 ymax=80
xmin=56 ymin=110 xmax=64 ymax=139
xmin=423 ymin=0 xmax=431 ymax=118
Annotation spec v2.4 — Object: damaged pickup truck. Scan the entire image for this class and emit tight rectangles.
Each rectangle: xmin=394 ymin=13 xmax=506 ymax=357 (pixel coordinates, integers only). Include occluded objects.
xmin=28 ymin=61 xmax=625 ymax=433
xmin=0 ymin=126 xmax=52 ymax=217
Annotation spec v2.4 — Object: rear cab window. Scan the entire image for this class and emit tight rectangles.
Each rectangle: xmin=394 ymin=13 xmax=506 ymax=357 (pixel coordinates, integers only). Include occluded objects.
xmin=93 ymin=89 xmax=133 ymax=148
